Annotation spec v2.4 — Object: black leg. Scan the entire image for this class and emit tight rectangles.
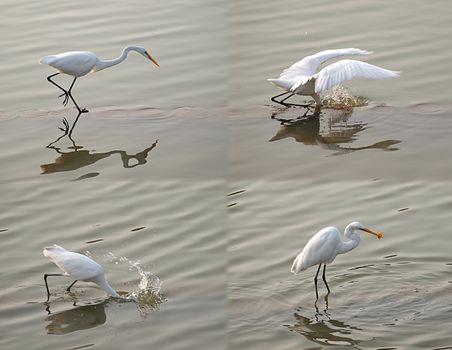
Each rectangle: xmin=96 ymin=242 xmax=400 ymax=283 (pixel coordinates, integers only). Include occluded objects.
xmin=66 ymin=78 xmax=89 ymax=114
xmin=314 ymin=263 xmax=322 ymax=299
xmin=271 ymin=91 xmax=313 ymax=108
xmin=47 ymin=73 xmax=71 ymax=106
xmin=47 ymin=73 xmax=66 ymax=94
xmin=46 ymin=74 xmax=88 ymax=113
xmin=44 ymin=273 xmax=64 ymax=301
xmin=60 ymin=77 xmax=77 ymax=107
xmin=280 ymin=93 xmax=295 ymax=104
xmin=271 ymin=91 xmax=292 ymax=105
xmin=66 ymin=280 xmax=78 ymax=292
xmin=322 ymin=264 xmax=331 ymax=294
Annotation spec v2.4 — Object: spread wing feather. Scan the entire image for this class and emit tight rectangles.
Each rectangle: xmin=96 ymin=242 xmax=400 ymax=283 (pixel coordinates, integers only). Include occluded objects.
xmin=315 ymin=59 xmax=400 ymax=93
xmin=277 ymin=48 xmax=372 ymax=81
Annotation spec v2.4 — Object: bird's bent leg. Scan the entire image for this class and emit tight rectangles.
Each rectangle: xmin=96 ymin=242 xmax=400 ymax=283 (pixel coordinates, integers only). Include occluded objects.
xmin=66 ymin=280 xmax=78 ymax=292
xmin=46 ymin=73 xmax=72 ymax=107
xmin=58 ymin=77 xmax=77 ymax=106
xmin=47 ymin=73 xmax=67 ymax=97
xmin=271 ymin=91 xmax=294 ymax=107
xmin=44 ymin=273 xmax=65 ymax=301
xmin=65 ymin=78 xmax=89 ymax=114
xmin=280 ymin=93 xmax=294 ymax=104
xmin=322 ymin=264 xmax=331 ymax=294
xmin=271 ymin=91 xmax=291 ymax=103
xmin=272 ymin=91 xmax=313 ymax=108
xmin=283 ymin=97 xmax=313 ymax=108
xmin=314 ymin=264 xmax=322 ymax=299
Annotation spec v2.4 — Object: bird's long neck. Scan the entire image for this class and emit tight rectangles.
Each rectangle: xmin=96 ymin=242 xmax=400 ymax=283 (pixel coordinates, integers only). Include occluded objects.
xmin=93 ymin=46 xmax=133 ymax=72
xmin=337 ymin=226 xmax=361 ymax=255
xmin=95 ymin=277 xmax=120 ymax=297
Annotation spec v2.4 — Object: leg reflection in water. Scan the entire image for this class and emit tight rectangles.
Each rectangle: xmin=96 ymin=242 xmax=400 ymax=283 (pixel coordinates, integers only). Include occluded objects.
xmin=287 ymin=301 xmax=364 ymax=347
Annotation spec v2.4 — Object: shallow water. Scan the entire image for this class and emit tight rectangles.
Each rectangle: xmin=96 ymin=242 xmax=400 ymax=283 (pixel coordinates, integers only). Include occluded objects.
xmin=1 ymin=0 xmax=452 ymax=349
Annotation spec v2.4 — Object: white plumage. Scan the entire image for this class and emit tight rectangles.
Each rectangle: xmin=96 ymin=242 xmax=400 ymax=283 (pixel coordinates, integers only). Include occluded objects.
xmin=43 ymin=244 xmax=119 ymax=300
xmin=39 ymin=45 xmax=159 ymax=132
xmin=268 ymin=48 xmax=400 ymax=108
xmin=291 ymin=226 xmax=343 ymax=274
xmin=291 ymin=222 xmax=384 ymax=298
xmin=40 ymin=45 xmax=159 ymax=79
xmin=40 ymin=51 xmax=99 ymax=77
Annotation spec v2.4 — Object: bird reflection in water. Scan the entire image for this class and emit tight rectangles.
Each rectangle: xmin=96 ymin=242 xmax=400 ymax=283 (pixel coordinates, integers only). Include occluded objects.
xmin=286 ymin=302 xmax=364 ymax=347
xmin=44 ymin=289 xmax=165 ymax=334
xmin=270 ymin=108 xmax=400 ymax=155
xmin=45 ymin=300 xmax=108 ymax=335
xmin=41 ymin=138 xmax=158 ymax=175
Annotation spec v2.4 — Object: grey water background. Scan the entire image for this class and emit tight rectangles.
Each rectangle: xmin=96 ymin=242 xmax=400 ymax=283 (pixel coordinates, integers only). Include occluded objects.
xmin=1 ymin=0 xmax=452 ymax=349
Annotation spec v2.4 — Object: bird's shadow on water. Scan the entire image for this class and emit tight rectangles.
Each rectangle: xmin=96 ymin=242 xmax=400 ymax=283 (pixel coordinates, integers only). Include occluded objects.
xmin=44 ymin=299 xmax=108 ymax=335
xmin=43 ymin=291 xmax=165 ymax=334
xmin=269 ymin=107 xmax=401 ymax=155
xmin=285 ymin=298 xmax=365 ymax=347
xmin=41 ymin=137 xmax=159 ymax=176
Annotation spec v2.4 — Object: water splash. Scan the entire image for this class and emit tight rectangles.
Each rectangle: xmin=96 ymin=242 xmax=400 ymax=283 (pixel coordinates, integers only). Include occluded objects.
xmin=124 ymin=257 xmax=165 ymax=318
xmin=86 ymin=250 xmax=165 ymax=318
xmin=321 ymin=86 xmax=368 ymax=109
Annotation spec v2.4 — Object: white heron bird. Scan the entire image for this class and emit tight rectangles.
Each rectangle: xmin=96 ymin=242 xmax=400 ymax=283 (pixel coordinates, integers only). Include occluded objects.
xmin=291 ymin=222 xmax=384 ymax=298
xmin=40 ymin=45 xmax=159 ymax=135
xmin=268 ymin=48 xmax=399 ymax=112
xmin=43 ymin=245 xmax=119 ymax=301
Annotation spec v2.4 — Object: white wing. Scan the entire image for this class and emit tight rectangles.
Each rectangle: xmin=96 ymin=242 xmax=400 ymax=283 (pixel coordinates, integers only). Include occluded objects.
xmin=291 ymin=227 xmax=341 ymax=274
xmin=315 ymin=59 xmax=400 ymax=93
xmin=278 ymin=48 xmax=372 ymax=81
xmin=40 ymin=51 xmax=98 ymax=77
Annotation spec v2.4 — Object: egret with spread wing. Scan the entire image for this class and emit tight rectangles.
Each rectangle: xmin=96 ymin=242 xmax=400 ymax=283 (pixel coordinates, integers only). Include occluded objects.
xmin=268 ymin=48 xmax=399 ymax=112
xmin=291 ymin=222 xmax=384 ymax=299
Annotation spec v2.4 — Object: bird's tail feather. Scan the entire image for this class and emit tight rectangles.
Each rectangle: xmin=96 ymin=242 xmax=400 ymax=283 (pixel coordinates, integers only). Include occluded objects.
xmin=39 ymin=55 xmax=55 ymax=65
xmin=291 ymin=256 xmax=304 ymax=275
xmin=267 ymin=78 xmax=291 ymax=91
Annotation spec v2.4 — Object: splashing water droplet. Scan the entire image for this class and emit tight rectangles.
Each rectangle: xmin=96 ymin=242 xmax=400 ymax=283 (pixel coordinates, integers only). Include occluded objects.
xmin=321 ymin=86 xmax=368 ymax=109
xmin=101 ymin=252 xmax=165 ymax=318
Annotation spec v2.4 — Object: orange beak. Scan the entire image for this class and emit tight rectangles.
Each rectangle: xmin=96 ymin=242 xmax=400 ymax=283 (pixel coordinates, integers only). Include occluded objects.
xmin=145 ymin=51 xmax=159 ymax=67
xmin=359 ymin=227 xmax=384 ymax=240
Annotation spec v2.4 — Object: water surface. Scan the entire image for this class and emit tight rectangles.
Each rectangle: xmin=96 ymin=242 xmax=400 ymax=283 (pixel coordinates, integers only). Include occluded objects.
xmin=1 ymin=0 xmax=452 ymax=349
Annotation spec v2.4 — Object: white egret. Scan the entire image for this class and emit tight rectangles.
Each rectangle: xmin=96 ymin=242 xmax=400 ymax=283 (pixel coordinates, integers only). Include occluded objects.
xmin=291 ymin=222 xmax=384 ymax=298
xmin=43 ymin=244 xmax=119 ymax=301
xmin=40 ymin=45 xmax=159 ymax=133
xmin=268 ymin=48 xmax=399 ymax=112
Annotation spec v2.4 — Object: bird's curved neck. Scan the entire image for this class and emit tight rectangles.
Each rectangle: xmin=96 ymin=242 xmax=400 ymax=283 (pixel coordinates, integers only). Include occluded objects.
xmin=94 ymin=47 xmax=133 ymax=72
xmin=95 ymin=277 xmax=120 ymax=297
xmin=337 ymin=227 xmax=361 ymax=255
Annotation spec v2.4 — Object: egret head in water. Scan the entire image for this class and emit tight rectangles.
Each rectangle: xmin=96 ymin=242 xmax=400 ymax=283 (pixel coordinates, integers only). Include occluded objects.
xmin=43 ymin=244 xmax=119 ymax=301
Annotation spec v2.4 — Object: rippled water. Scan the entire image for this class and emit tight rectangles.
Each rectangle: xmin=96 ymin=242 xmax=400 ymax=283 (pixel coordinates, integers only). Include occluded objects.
xmin=1 ymin=0 xmax=452 ymax=349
